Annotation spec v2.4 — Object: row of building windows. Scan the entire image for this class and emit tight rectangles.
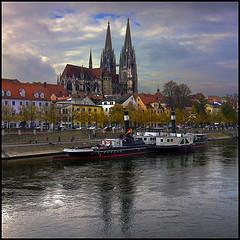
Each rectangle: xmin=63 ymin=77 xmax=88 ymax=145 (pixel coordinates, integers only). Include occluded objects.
xmin=74 ymin=108 xmax=98 ymax=112
xmin=4 ymin=100 xmax=49 ymax=107
xmin=102 ymin=101 xmax=114 ymax=105
xmin=61 ymin=108 xmax=99 ymax=114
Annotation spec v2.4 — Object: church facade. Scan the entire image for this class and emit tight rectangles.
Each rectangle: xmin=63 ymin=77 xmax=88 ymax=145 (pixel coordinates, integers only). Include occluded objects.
xmin=58 ymin=18 xmax=138 ymax=96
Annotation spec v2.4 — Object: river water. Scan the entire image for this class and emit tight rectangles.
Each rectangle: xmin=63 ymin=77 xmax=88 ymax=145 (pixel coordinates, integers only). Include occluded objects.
xmin=2 ymin=140 xmax=238 ymax=238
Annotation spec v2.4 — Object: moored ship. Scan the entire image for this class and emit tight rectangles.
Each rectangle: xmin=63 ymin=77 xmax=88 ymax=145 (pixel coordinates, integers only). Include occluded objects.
xmin=54 ymin=111 xmax=154 ymax=161
xmin=135 ymin=111 xmax=208 ymax=153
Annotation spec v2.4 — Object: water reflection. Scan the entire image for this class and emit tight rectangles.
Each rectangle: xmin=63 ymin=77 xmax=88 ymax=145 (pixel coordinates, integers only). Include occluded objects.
xmin=118 ymin=160 xmax=136 ymax=237
xmin=2 ymin=140 xmax=238 ymax=238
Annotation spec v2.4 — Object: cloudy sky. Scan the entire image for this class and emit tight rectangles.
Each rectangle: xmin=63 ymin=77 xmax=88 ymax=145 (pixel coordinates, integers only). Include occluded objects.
xmin=2 ymin=2 xmax=238 ymax=96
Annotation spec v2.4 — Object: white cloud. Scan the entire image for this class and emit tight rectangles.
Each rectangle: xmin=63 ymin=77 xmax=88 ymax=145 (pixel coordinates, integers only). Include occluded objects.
xmin=2 ymin=2 xmax=238 ymax=96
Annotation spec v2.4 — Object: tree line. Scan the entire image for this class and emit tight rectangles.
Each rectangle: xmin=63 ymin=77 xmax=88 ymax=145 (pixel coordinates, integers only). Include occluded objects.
xmin=2 ymin=81 xmax=238 ymax=129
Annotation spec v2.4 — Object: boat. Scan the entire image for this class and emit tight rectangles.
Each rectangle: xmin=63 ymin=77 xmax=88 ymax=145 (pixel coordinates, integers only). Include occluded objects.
xmin=54 ymin=111 xmax=154 ymax=161
xmin=134 ymin=111 xmax=208 ymax=153
xmin=59 ymin=134 xmax=154 ymax=161
xmin=135 ymin=131 xmax=208 ymax=153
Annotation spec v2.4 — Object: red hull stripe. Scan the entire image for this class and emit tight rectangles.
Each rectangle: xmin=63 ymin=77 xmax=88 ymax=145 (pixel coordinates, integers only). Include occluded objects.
xmin=54 ymin=150 xmax=147 ymax=161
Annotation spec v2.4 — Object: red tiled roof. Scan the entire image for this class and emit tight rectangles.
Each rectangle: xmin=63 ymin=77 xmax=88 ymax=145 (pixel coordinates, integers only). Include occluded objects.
xmin=137 ymin=92 xmax=165 ymax=105
xmin=2 ymin=78 xmax=69 ymax=101
xmin=62 ymin=64 xmax=103 ymax=79
xmin=61 ymin=64 xmax=119 ymax=83
xmin=207 ymin=96 xmax=223 ymax=103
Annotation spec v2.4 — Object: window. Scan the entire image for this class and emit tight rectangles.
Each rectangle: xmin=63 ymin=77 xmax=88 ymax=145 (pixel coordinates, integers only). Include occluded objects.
xmin=94 ymin=109 xmax=97 ymax=112
xmin=82 ymin=108 xmax=85 ymax=112
xmin=20 ymin=101 xmax=22 ymax=106
xmin=167 ymin=139 xmax=170 ymax=142
xmin=26 ymin=102 xmax=29 ymax=106
xmin=105 ymin=108 xmax=108 ymax=112
xmin=171 ymin=139 xmax=173 ymax=142
xmin=88 ymin=108 xmax=91 ymax=112
xmin=6 ymin=90 xmax=11 ymax=96
xmin=12 ymin=101 xmax=15 ymax=106
xmin=104 ymin=102 xmax=107 ymax=105
xmin=32 ymin=102 xmax=35 ymax=106
xmin=45 ymin=102 xmax=48 ymax=107
xmin=5 ymin=101 xmax=8 ymax=105
xmin=34 ymin=92 xmax=39 ymax=98
xmin=19 ymin=89 xmax=25 ymax=97
xmin=39 ymin=102 xmax=42 ymax=107
xmin=77 ymin=108 xmax=80 ymax=111
xmin=161 ymin=139 xmax=163 ymax=142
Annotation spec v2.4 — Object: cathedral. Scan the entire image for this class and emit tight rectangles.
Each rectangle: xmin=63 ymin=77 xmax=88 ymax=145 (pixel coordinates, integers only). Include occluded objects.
xmin=57 ymin=18 xmax=138 ymax=96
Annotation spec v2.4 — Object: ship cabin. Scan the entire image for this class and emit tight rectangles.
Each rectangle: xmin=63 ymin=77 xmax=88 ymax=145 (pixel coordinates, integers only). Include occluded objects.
xmin=135 ymin=131 xmax=159 ymax=145
xmin=156 ymin=133 xmax=194 ymax=146
xmin=101 ymin=139 xmax=123 ymax=148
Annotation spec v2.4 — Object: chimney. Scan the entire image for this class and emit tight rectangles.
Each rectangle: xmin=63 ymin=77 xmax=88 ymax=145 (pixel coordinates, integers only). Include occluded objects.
xmin=171 ymin=111 xmax=176 ymax=134
xmin=124 ymin=110 xmax=130 ymax=133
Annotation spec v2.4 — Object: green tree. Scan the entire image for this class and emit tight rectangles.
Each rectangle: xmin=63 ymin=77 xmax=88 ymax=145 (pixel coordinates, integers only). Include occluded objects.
xmin=2 ymin=105 xmax=15 ymax=128
xmin=220 ymin=102 xmax=238 ymax=124
xmin=110 ymin=104 xmax=124 ymax=126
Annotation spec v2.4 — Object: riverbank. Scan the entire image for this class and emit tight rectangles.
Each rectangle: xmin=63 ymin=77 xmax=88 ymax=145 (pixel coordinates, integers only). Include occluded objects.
xmin=2 ymin=131 xmax=238 ymax=161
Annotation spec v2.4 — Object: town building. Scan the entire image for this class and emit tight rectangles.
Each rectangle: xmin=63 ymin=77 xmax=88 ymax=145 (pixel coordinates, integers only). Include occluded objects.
xmin=2 ymin=78 xmax=68 ymax=128
xmin=55 ymin=95 xmax=103 ymax=128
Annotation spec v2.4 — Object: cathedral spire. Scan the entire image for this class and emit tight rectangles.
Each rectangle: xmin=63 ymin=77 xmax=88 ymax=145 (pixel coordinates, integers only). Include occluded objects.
xmin=89 ymin=49 xmax=92 ymax=69
xmin=119 ymin=17 xmax=138 ymax=94
xmin=105 ymin=21 xmax=112 ymax=51
xmin=124 ymin=18 xmax=132 ymax=50
xmin=100 ymin=21 xmax=116 ymax=75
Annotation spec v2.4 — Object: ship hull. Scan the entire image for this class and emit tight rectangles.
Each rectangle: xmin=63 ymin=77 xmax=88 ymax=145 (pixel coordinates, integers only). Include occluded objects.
xmin=153 ymin=141 xmax=208 ymax=153
xmin=54 ymin=145 xmax=154 ymax=161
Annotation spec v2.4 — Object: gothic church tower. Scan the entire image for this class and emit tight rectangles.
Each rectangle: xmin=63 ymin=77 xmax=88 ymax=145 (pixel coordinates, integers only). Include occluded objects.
xmin=100 ymin=22 xmax=116 ymax=75
xmin=119 ymin=18 xmax=138 ymax=94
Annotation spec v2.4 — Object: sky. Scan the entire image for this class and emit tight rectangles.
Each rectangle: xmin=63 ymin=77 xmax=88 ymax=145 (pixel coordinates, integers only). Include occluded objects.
xmin=2 ymin=2 xmax=238 ymax=96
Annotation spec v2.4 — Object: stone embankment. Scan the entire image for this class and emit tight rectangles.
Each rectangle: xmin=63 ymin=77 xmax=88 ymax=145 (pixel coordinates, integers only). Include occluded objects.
xmin=2 ymin=129 xmax=238 ymax=161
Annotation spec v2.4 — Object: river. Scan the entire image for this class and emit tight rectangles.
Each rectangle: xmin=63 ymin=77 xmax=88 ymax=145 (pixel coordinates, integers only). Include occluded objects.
xmin=2 ymin=139 xmax=238 ymax=238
